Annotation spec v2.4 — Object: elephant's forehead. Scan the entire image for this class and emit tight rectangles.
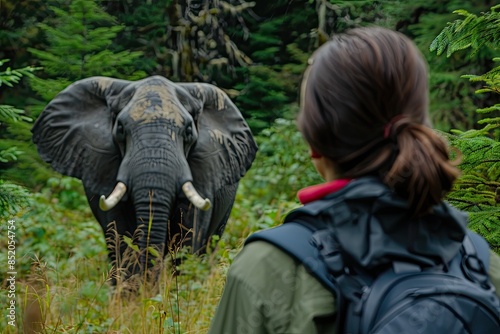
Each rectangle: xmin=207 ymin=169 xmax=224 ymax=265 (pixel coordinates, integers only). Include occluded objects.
xmin=129 ymin=84 xmax=185 ymax=126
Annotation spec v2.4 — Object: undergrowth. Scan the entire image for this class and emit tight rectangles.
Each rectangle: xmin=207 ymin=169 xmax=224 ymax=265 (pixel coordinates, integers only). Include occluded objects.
xmin=0 ymin=138 xmax=305 ymax=333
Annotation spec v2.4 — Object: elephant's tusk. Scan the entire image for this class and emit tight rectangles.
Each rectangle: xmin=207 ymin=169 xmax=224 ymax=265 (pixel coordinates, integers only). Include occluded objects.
xmin=99 ymin=182 xmax=127 ymax=211
xmin=182 ymin=182 xmax=211 ymax=211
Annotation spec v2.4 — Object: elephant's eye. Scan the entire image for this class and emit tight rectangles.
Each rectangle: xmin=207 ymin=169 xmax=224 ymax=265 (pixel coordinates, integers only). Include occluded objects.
xmin=116 ymin=123 xmax=124 ymax=136
xmin=114 ymin=121 xmax=126 ymax=143
xmin=114 ymin=121 xmax=127 ymax=157
xmin=183 ymin=123 xmax=196 ymax=156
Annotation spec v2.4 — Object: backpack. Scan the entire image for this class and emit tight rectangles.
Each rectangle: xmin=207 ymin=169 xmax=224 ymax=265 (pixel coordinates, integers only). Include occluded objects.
xmin=246 ymin=213 xmax=500 ymax=334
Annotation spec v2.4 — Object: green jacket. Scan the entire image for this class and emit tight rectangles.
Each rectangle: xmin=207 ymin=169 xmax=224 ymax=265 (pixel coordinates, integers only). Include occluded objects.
xmin=209 ymin=177 xmax=500 ymax=333
xmin=209 ymin=242 xmax=500 ymax=334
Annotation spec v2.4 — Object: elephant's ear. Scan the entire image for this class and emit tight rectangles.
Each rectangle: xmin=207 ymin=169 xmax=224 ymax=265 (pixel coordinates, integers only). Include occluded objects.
xmin=179 ymin=83 xmax=258 ymax=189
xmin=32 ymin=77 xmax=134 ymax=195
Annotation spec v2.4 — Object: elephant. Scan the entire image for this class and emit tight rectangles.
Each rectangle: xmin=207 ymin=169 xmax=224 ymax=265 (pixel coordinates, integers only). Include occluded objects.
xmin=32 ymin=75 xmax=258 ymax=279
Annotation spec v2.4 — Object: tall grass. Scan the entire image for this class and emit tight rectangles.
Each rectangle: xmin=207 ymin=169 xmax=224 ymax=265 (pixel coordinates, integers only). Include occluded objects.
xmin=10 ymin=239 xmax=232 ymax=333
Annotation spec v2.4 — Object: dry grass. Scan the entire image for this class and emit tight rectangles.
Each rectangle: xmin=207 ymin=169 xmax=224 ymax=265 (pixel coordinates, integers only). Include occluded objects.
xmin=12 ymin=243 xmax=231 ymax=334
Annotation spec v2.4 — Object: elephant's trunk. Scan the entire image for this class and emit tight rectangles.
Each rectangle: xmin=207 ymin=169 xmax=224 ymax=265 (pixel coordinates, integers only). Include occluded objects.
xmin=133 ymin=183 xmax=171 ymax=269
xmin=99 ymin=182 xmax=127 ymax=211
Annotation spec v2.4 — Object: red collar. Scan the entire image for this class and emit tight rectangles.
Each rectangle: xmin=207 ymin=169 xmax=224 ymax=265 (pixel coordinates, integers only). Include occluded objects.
xmin=297 ymin=179 xmax=352 ymax=204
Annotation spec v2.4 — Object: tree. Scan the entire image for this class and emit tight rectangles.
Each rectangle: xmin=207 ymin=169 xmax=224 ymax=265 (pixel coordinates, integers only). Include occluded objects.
xmin=164 ymin=0 xmax=254 ymax=82
xmin=431 ymin=4 xmax=500 ymax=251
xmin=28 ymin=0 xmax=146 ymax=104
xmin=0 ymin=60 xmax=36 ymax=216
xmin=104 ymin=0 xmax=255 ymax=82
xmin=0 ymin=0 xmax=52 ymax=64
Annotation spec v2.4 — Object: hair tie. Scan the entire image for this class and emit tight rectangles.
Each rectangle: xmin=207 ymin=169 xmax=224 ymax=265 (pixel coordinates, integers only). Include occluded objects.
xmin=310 ymin=150 xmax=322 ymax=159
xmin=384 ymin=115 xmax=406 ymax=139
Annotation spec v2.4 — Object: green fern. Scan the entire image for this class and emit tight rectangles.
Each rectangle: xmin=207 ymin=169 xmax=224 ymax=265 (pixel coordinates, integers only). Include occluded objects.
xmin=0 ymin=59 xmax=38 ymax=216
xmin=0 ymin=180 xmax=31 ymax=218
xmin=0 ymin=59 xmax=39 ymax=87
xmin=430 ymin=5 xmax=500 ymax=57
xmin=432 ymin=5 xmax=500 ymax=251
xmin=446 ymin=130 xmax=500 ymax=251
xmin=0 ymin=104 xmax=32 ymax=125
xmin=0 ymin=60 xmax=37 ymax=129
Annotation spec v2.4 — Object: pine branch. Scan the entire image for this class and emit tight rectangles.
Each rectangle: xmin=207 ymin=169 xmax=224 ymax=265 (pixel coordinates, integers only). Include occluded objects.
xmin=0 ymin=180 xmax=31 ymax=218
xmin=0 ymin=59 xmax=40 ymax=87
xmin=430 ymin=5 xmax=500 ymax=57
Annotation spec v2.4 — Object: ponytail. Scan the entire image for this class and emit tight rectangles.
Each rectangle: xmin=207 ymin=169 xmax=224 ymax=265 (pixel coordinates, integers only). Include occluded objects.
xmin=383 ymin=120 xmax=460 ymax=215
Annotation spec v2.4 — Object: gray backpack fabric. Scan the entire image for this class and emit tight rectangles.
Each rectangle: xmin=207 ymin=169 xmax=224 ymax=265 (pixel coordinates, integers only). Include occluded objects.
xmin=246 ymin=217 xmax=500 ymax=333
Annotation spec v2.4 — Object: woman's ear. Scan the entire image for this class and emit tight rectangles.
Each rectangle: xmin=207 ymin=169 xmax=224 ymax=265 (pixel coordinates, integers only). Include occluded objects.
xmin=32 ymin=77 xmax=133 ymax=195
xmin=310 ymin=152 xmax=340 ymax=182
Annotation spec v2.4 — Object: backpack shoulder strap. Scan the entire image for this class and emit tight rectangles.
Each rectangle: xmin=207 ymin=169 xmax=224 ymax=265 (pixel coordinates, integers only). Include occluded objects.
xmin=460 ymin=229 xmax=495 ymax=291
xmin=245 ymin=221 xmax=338 ymax=294
xmin=465 ymin=230 xmax=491 ymax=271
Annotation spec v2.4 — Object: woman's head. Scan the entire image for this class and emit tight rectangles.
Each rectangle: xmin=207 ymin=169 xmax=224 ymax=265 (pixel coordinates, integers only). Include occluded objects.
xmin=298 ymin=26 xmax=460 ymax=214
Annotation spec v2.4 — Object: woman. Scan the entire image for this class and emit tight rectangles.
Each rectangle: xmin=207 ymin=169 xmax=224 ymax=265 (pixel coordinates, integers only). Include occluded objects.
xmin=208 ymin=26 xmax=500 ymax=334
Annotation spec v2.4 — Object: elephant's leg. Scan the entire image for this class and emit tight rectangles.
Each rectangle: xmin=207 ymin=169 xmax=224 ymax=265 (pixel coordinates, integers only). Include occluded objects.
xmin=181 ymin=183 xmax=239 ymax=255
xmin=85 ymin=191 xmax=136 ymax=283
xmin=204 ymin=183 xmax=239 ymax=252
xmin=208 ymin=183 xmax=239 ymax=239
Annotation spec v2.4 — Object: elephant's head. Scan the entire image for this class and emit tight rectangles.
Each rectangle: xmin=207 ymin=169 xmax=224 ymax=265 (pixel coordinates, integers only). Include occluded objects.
xmin=32 ymin=76 xmax=257 ymax=273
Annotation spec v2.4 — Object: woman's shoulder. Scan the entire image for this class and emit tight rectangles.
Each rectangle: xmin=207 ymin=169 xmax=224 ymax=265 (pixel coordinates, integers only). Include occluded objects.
xmin=228 ymin=240 xmax=298 ymax=286
xmin=229 ymin=240 xmax=337 ymax=331
xmin=228 ymin=239 xmax=336 ymax=306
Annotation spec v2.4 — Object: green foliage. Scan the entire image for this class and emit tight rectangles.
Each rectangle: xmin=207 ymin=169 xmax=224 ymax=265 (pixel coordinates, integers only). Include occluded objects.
xmin=0 ymin=59 xmax=38 ymax=128
xmin=0 ymin=104 xmax=31 ymax=127
xmin=0 ymin=59 xmax=37 ymax=217
xmin=28 ymin=0 xmax=146 ymax=103
xmin=431 ymin=5 xmax=500 ymax=251
xmin=234 ymin=57 xmax=305 ymax=131
xmin=44 ymin=176 xmax=89 ymax=211
xmin=430 ymin=5 xmax=500 ymax=58
xmin=446 ymin=131 xmax=500 ymax=252
xmin=244 ymin=116 xmax=322 ymax=204
xmin=227 ymin=115 xmax=323 ymax=243
xmin=231 ymin=2 xmax=316 ymax=132
xmin=0 ymin=189 xmax=107 ymax=331
xmin=0 ymin=59 xmax=38 ymax=88
xmin=0 ymin=60 xmax=37 ymax=175
xmin=102 ymin=0 xmax=172 ymax=74
xmin=463 ymin=57 xmax=500 ymax=107
xmin=106 ymin=0 xmax=254 ymax=82
xmin=0 ymin=183 xmax=95 ymax=279
xmin=0 ymin=180 xmax=31 ymax=218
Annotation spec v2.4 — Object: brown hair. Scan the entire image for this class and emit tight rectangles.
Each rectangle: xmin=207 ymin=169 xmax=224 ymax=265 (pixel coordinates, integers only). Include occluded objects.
xmin=297 ymin=27 xmax=460 ymax=214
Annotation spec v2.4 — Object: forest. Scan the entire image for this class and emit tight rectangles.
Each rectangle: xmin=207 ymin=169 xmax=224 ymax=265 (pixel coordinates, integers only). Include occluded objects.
xmin=0 ymin=0 xmax=499 ymax=332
